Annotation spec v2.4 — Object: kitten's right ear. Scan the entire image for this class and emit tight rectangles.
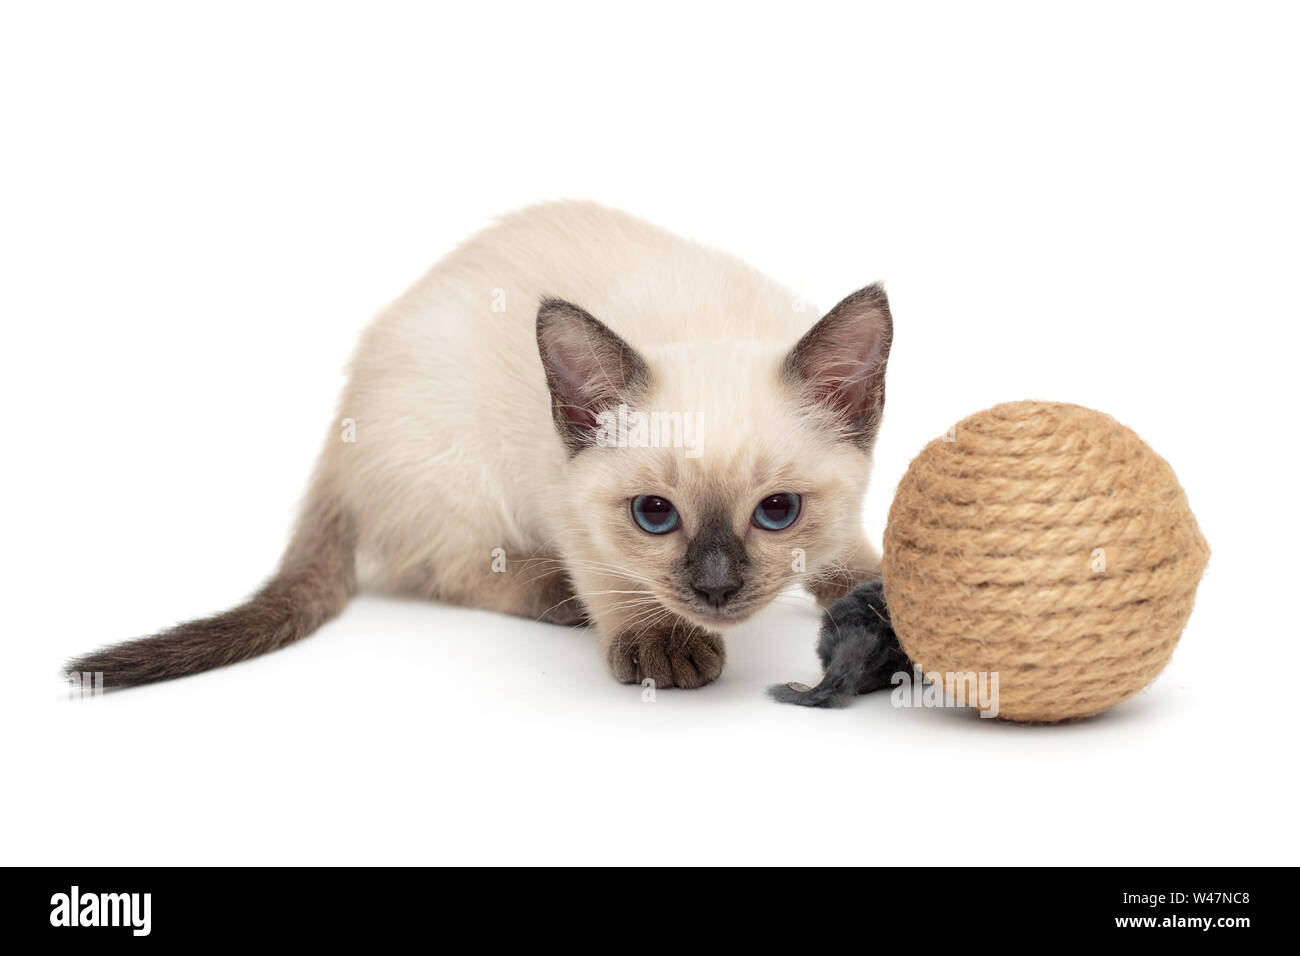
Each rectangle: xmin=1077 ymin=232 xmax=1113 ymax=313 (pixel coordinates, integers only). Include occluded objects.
xmin=537 ymin=298 xmax=651 ymax=455
xmin=782 ymin=283 xmax=893 ymax=448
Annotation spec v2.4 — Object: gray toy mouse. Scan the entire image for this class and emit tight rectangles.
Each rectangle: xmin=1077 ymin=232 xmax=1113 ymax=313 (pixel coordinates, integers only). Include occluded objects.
xmin=768 ymin=580 xmax=912 ymax=707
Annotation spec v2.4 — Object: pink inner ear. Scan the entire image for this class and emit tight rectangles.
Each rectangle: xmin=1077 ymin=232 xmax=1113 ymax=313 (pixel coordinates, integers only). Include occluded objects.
xmin=809 ymin=356 xmax=881 ymax=424
xmin=786 ymin=285 xmax=892 ymax=437
xmin=547 ymin=327 xmax=631 ymax=414
xmin=537 ymin=298 xmax=651 ymax=448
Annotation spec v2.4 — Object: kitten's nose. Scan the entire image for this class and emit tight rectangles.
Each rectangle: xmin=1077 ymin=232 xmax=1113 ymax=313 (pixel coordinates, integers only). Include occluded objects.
xmin=691 ymin=574 xmax=743 ymax=613
xmin=685 ymin=517 xmax=747 ymax=611
xmin=693 ymin=581 xmax=740 ymax=609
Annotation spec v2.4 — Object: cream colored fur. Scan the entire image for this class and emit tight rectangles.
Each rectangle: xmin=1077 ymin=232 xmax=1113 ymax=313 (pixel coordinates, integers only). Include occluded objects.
xmin=310 ymin=200 xmax=883 ymax=682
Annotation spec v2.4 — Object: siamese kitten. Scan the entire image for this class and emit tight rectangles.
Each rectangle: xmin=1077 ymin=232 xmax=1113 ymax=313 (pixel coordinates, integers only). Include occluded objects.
xmin=70 ymin=201 xmax=893 ymax=690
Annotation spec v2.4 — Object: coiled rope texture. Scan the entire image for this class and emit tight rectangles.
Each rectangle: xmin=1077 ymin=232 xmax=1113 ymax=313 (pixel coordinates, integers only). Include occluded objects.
xmin=882 ymin=401 xmax=1209 ymax=722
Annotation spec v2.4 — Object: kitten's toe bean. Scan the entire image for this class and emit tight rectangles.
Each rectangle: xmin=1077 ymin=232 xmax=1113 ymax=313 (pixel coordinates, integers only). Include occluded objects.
xmin=607 ymin=638 xmax=641 ymax=684
xmin=606 ymin=623 xmax=726 ymax=689
xmin=675 ymin=630 xmax=725 ymax=688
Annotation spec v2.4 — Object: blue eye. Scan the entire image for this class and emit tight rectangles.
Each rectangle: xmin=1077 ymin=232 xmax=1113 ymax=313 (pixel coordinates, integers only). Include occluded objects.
xmin=631 ymin=494 xmax=680 ymax=534
xmin=753 ymin=492 xmax=801 ymax=531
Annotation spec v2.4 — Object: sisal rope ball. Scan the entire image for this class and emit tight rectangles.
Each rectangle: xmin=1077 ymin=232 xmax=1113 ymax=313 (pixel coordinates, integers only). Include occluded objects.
xmin=881 ymin=401 xmax=1209 ymax=723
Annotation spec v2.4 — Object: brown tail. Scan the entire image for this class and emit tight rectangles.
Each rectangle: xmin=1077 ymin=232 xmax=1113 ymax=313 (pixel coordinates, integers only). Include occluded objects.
xmin=67 ymin=498 xmax=357 ymax=690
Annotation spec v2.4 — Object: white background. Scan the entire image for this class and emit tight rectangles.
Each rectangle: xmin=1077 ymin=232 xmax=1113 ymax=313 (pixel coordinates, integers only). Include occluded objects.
xmin=2 ymin=2 xmax=1297 ymax=865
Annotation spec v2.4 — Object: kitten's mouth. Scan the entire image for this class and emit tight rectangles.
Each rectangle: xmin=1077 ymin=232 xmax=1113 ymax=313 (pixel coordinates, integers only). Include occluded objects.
xmin=673 ymin=599 xmax=757 ymax=630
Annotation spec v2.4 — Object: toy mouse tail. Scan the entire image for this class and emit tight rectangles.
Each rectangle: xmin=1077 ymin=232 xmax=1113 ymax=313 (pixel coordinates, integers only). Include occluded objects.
xmin=767 ymin=641 xmax=868 ymax=708
xmin=65 ymin=495 xmax=357 ymax=690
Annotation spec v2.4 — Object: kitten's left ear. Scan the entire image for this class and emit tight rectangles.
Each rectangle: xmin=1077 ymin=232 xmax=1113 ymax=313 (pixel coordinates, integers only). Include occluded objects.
xmin=537 ymin=297 xmax=651 ymax=455
xmin=782 ymin=283 xmax=893 ymax=447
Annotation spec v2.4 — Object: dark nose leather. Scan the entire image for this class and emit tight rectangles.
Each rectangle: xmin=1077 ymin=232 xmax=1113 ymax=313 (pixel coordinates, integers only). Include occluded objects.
xmin=690 ymin=550 xmax=743 ymax=608
xmin=693 ymin=580 xmax=741 ymax=609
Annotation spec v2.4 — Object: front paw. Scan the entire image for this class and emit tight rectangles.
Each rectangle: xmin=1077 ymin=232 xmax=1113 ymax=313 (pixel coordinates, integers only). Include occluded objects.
xmin=606 ymin=621 xmax=725 ymax=689
xmin=806 ymin=565 xmax=873 ymax=610
xmin=539 ymin=601 xmax=590 ymax=627
xmin=807 ymin=574 xmax=856 ymax=610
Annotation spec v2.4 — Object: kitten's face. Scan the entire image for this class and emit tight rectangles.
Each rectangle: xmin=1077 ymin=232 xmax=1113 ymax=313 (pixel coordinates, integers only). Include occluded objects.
xmin=537 ymin=284 xmax=892 ymax=629
xmin=567 ymin=422 xmax=872 ymax=630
